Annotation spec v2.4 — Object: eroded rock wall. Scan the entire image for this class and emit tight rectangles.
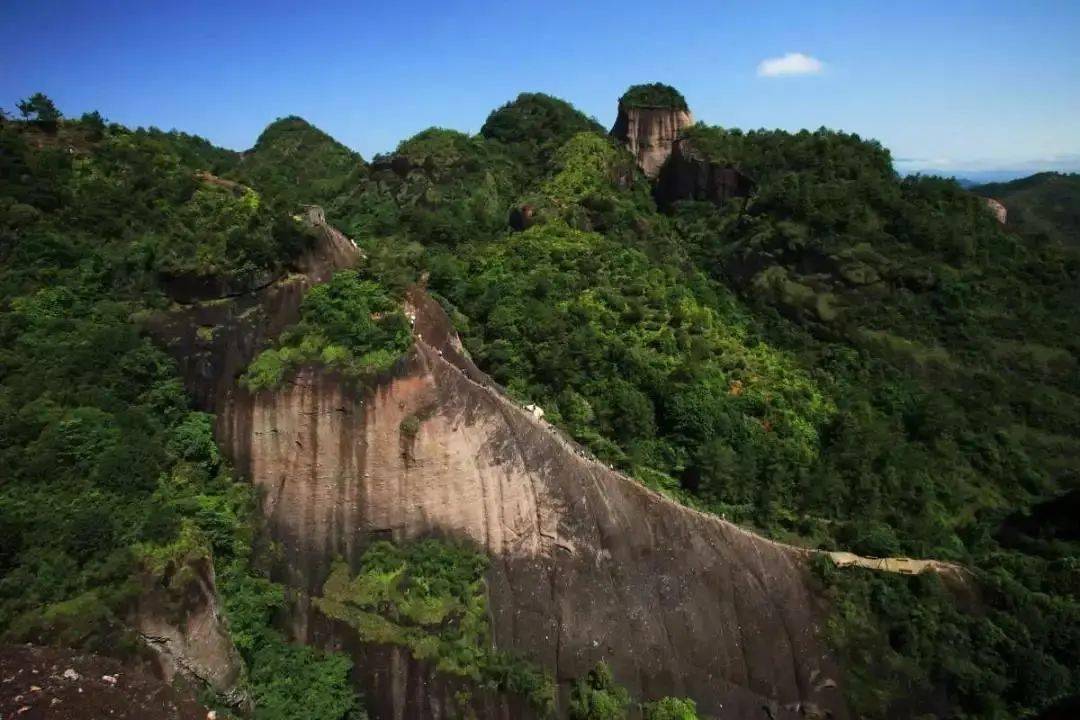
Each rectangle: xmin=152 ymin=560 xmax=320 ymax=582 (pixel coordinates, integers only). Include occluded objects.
xmin=214 ymin=298 xmax=846 ymax=720
xmin=131 ymin=558 xmax=247 ymax=707
xmin=152 ymin=215 xmax=846 ymax=719
xmin=611 ymin=105 xmax=694 ymax=178
xmin=655 ymin=138 xmax=755 ymax=209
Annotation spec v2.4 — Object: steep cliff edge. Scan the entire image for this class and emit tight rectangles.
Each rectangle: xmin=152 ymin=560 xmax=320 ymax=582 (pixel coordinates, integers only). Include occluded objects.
xmin=233 ymin=362 xmax=845 ymax=718
xmin=610 ymin=84 xmax=694 ymax=178
xmin=655 ymin=137 xmax=755 ymax=208
xmin=131 ymin=558 xmax=247 ymax=706
xmin=204 ymin=289 xmax=848 ymax=720
xmin=151 ymin=208 xmax=849 ymax=718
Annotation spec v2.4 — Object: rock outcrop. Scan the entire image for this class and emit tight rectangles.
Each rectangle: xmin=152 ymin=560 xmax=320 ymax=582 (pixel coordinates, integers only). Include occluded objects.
xmin=655 ymin=137 xmax=755 ymax=208
xmin=219 ymin=342 xmax=847 ymax=719
xmin=131 ymin=558 xmax=247 ymax=707
xmin=152 ymin=214 xmax=848 ymax=719
xmin=984 ymin=197 xmax=1007 ymax=224
xmin=611 ymin=104 xmax=694 ymax=178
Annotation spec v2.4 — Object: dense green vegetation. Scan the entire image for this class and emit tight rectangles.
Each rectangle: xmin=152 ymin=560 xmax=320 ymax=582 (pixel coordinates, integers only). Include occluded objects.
xmin=974 ymin=172 xmax=1080 ymax=247
xmin=568 ymin=662 xmax=630 ymax=720
xmin=316 ymin=540 xmax=556 ymax=715
xmin=243 ymin=270 xmax=412 ymax=390
xmin=15 ymin=92 xmax=62 ymax=132
xmin=236 ymin=89 xmax=1077 ymax=717
xmin=233 ymin=116 xmax=366 ymax=211
xmin=481 ymin=93 xmax=605 ymax=178
xmin=564 ymin=662 xmax=698 ymax=720
xmin=618 ymin=83 xmax=688 ymax=111
xmin=0 ymin=103 xmax=357 ymax=719
xmin=641 ymin=697 xmax=699 ymax=720
xmin=4 ymin=86 xmax=1078 ymax=720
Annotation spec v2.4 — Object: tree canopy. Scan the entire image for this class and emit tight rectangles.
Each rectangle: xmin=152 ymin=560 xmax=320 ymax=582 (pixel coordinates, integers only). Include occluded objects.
xmin=2 ymin=89 xmax=1078 ymax=720
xmin=619 ymin=83 xmax=689 ymax=111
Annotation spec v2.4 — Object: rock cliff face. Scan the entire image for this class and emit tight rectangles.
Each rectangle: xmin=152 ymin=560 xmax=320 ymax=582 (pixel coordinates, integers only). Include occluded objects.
xmin=131 ymin=558 xmax=248 ymax=707
xmin=153 ymin=216 xmax=848 ymax=719
xmin=655 ymin=138 xmax=755 ymax=208
xmin=984 ymin=197 xmax=1007 ymax=224
xmin=221 ymin=347 xmax=846 ymax=719
xmin=610 ymin=104 xmax=694 ymax=178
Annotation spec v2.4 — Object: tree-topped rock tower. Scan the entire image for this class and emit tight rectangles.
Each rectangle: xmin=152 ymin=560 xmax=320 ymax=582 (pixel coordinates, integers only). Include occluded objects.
xmin=610 ymin=83 xmax=694 ymax=177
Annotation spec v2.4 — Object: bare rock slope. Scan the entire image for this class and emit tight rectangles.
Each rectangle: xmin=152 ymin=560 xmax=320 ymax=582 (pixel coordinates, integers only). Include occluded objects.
xmin=611 ymin=103 xmax=694 ymax=178
xmin=155 ymin=214 xmax=848 ymax=719
xmin=131 ymin=557 xmax=247 ymax=707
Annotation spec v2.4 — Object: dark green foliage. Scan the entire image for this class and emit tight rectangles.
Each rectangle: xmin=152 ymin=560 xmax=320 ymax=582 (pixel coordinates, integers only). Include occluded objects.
xmin=17 ymin=92 xmax=62 ymax=132
xmin=975 ymin=172 xmax=1080 ymax=246
xmin=78 ymin=111 xmax=106 ymax=141
xmin=4 ymin=89 xmax=1079 ymax=720
xmin=222 ymin=570 xmax=360 ymax=720
xmin=316 ymin=540 xmax=555 ymax=715
xmin=618 ymin=83 xmax=688 ymax=111
xmin=242 ymin=271 xmax=412 ymax=390
xmin=331 ymin=127 xmax=520 ymax=248
xmin=438 ymin=220 xmax=830 ymax=518
xmin=641 ymin=697 xmax=699 ymax=720
xmin=236 ymin=116 xmax=366 ymax=211
xmin=813 ymin=554 xmax=1079 ymax=719
xmin=481 ymin=93 xmax=605 ymax=178
xmin=517 ymin=132 xmax=654 ymax=236
xmin=0 ymin=111 xmax=356 ymax=720
xmin=568 ymin=662 xmax=630 ymax=720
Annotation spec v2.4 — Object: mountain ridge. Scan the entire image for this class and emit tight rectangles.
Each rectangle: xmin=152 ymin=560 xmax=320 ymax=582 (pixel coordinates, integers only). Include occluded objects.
xmin=1 ymin=87 xmax=1077 ymax=720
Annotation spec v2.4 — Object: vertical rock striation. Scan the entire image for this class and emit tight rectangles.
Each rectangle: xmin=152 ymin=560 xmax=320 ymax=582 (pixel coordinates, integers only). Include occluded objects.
xmin=211 ymin=292 xmax=847 ymax=720
xmin=610 ymin=84 xmax=695 ymax=178
xmin=152 ymin=213 xmax=847 ymax=719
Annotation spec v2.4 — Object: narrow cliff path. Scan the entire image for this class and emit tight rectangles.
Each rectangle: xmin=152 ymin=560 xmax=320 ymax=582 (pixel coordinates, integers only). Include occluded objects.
xmin=406 ymin=288 xmax=971 ymax=586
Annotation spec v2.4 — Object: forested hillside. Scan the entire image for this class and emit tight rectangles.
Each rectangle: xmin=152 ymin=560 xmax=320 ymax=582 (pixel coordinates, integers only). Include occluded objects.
xmin=1 ymin=90 xmax=1077 ymax=720
xmin=974 ymin=172 xmax=1080 ymax=246
xmin=0 ymin=108 xmax=359 ymax=718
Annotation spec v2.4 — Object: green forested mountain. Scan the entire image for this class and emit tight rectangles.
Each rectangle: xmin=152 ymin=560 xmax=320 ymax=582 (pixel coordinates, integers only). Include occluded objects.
xmin=232 ymin=116 xmax=366 ymax=211
xmin=0 ymin=115 xmax=358 ymax=718
xmin=1 ymin=91 xmax=1078 ymax=720
xmin=974 ymin=172 xmax=1080 ymax=246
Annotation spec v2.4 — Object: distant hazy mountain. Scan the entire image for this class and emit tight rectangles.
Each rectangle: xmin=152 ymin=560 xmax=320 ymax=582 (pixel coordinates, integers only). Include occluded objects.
xmin=900 ymin=168 xmax=1036 ymax=184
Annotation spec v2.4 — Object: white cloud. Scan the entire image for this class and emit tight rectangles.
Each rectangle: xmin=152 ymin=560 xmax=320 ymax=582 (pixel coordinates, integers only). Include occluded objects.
xmin=757 ymin=52 xmax=825 ymax=78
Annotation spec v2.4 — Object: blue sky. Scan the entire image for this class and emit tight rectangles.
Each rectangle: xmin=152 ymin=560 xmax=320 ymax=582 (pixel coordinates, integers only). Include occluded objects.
xmin=3 ymin=1 xmax=1079 ymax=177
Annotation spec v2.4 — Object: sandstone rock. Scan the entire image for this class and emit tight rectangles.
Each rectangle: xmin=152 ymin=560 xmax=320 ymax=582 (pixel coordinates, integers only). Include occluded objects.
xmin=610 ymin=104 xmax=694 ymax=178
xmin=654 ymin=138 xmax=755 ymax=208
xmin=131 ymin=557 xmax=248 ymax=708
xmin=149 ymin=217 xmax=847 ymax=719
xmin=984 ymin=197 xmax=1007 ymax=223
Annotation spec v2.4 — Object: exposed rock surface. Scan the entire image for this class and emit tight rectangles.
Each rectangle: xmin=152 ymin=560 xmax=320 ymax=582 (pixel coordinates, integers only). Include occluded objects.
xmin=655 ymin=138 xmax=755 ymax=208
xmin=149 ymin=207 xmax=360 ymax=410
xmin=984 ymin=197 xmax=1007 ymax=223
xmin=152 ymin=215 xmax=848 ymax=718
xmin=221 ymin=351 xmax=847 ymax=719
xmin=610 ymin=104 xmax=694 ymax=178
xmin=131 ymin=558 xmax=247 ymax=707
